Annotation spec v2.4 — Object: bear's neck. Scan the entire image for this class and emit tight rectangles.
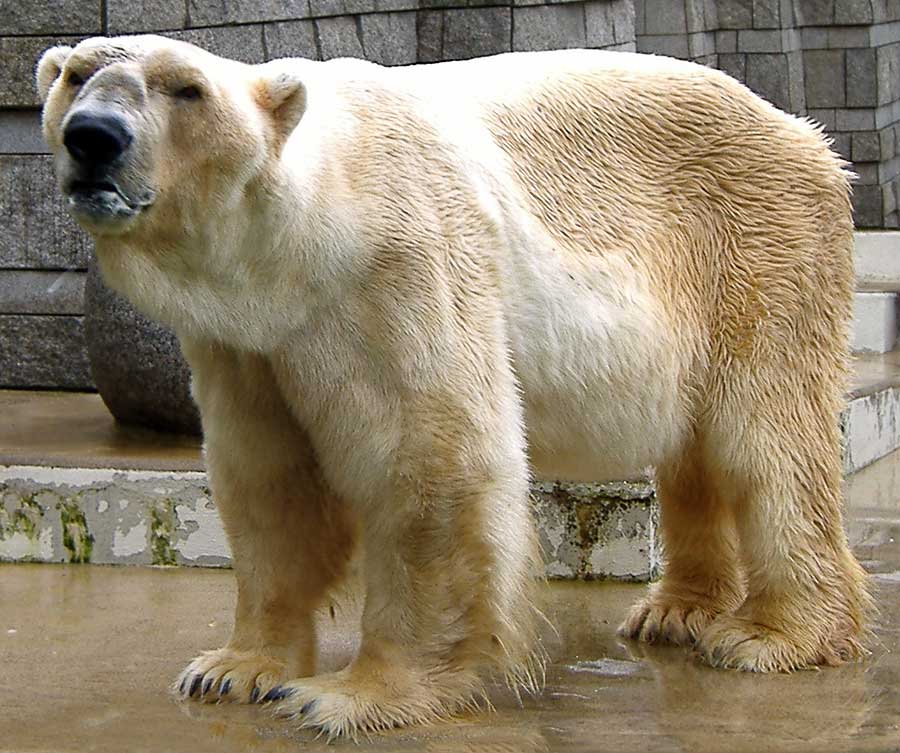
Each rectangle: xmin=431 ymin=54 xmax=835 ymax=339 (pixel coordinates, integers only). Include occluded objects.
xmin=94 ymin=167 xmax=360 ymax=353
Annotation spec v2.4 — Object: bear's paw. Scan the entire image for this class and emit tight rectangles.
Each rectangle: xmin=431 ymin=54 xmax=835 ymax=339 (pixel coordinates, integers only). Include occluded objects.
xmin=696 ymin=615 xmax=867 ymax=672
xmin=174 ymin=648 xmax=288 ymax=704
xmin=618 ymin=595 xmax=722 ymax=647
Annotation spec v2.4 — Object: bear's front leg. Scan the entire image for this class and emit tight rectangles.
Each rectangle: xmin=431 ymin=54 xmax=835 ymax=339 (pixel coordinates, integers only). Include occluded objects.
xmin=266 ymin=367 xmax=543 ymax=737
xmin=174 ymin=340 xmax=356 ymax=704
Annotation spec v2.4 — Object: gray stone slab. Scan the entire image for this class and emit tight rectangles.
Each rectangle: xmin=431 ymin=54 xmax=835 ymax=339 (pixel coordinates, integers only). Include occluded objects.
xmin=870 ymin=20 xmax=900 ymax=48
xmin=855 ymin=162 xmax=879 ymax=185
xmin=787 ymin=48 xmax=805 ymax=110
xmin=752 ymin=0 xmax=780 ymax=28
xmin=835 ymin=0 xmax=874 ymax=24
xmin=847 ymin=48 xmax=878 ymax=109
xmin=738 ymin=28 xmax=784 ymax=52
xmin=359 ymin=11 xmax=418 ymax=64
xmin=745 ymin=52 xmax=790 ymax=110
xmin=685 ymin=0 xmax=706 ymax=32
xmin=803 ymin=48 xmax=845 ymax=108
xmin=315 ymin=15 xmax=365 ymax=59
xmin=836 ymin=107 xmax=876 ymax=131
xmin=597 ymin=0 xmax=635 ymax=45
xmin=880 ymin=154 xmax=900 ymax=183
xmin=793 ymin=0 xmax=833 ymax=26
xmin=585 ymin=1 xmax=617 ymax=48
xmin=716 ymin=0 xmax=752 ymax=29
xmin=0 ymin=315 xmax=93 ymax=390
xmin=265 ymin=19 xmax=320 ymax=59
xmin=614 ymin=0 xmax=637 ymax=44
xmin=308 ymin=0 xmax=347 ymax=16
xmin=513 ymin=4 xmax=585 ymax=51
xmin=375 ymin=0 xmax=419 ymax=11
xmin=688 ymin=30 xmax=714 ymax=59
xmin=800 ymin=26 xmax=827 ymax=49
xmin=827 ymin=26 xmax=871 ymax=49
xmin=717 ymin=52 xmax=747 ymax=83
xmin=417 ymin=9 xmax=444 ymax=61
xmin=715 ymin=29 xmax=737 ymax=52
xmin=881 ymin=126 xmax=897 ymax=161
xmin=807 ymin=107 xmax=836 ymax=129
xmin=877 ymin=42 xmax=900 ymax=107
xmin=187 ymin=0 xmax=311 ymax=27
xmin=107 ymin=0 xmax=186 ymax=33
xmin=0 ymin=156 xmax=92 ymax=270
xmin=853 ymin=183 xmax=883 ymax=228
xmin=165 ymin=25 xmax=266 ymax=62
xmin=442 ymin=7 xmax=511 ymax=60
xmin=0 ymin=111 xmax=47 ymax=155
xmin=0 ymin=36 xmax=86 ymax=108
xmin=636 ymin=33 xmax=690 ymax=58
xmin=0 ymin=271 xmax=85 ymax=315
xmin=830 ymin=131 xmax=850 ymax=161
xmin=0 ymin=0 xmax=101 ymax=35
xmin=642 ymin=0 xmax=686 ymax=35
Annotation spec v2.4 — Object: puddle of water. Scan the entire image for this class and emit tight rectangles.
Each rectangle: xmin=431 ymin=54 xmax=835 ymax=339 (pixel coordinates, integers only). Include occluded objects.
xmin=564 ymin=658 xmax=643 ymax=677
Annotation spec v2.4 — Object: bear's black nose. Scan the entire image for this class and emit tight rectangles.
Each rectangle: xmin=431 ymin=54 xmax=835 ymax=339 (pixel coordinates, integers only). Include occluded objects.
xmin=63 ymin=112 xmax=133 ymax=167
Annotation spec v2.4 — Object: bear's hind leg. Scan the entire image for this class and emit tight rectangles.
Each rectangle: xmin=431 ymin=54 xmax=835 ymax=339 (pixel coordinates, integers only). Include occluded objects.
xmin=696 ymin=385 xmax=872 ymax=671
xmin=619 ymin=445 xmax=745 ymax=646
xmin=174 ymin=341 xmax=356 ymax=704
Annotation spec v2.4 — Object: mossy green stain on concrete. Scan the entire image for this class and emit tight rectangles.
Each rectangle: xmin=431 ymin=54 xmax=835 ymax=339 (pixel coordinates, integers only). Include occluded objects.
xmin=150 ymin=500 xmax=178 ymax=566
xmin=58 ymin=500 xmax=93 ymax=563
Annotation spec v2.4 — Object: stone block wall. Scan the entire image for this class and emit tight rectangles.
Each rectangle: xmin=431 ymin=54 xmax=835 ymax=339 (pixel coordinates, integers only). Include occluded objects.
xmin=0 ymin=0 xmax=634 ymax=391
xmin=5 ymin=0 xmax=900 ymax=390
xmin=636 ymin=0 xmax=900 ymax=227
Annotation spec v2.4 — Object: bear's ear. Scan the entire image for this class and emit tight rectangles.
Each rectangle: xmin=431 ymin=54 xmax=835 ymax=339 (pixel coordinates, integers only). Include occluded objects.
xmin=253 ymin=70 xmax=307 ymax=147
xmin=36 ymin=45 xmax=73 ymax=103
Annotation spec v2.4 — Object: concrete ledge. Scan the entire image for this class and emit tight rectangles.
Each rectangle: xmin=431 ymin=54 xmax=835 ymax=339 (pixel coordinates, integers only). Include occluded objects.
xmin=852 ymin=290 xmax=898 ymax=353
xmin=0 ymin=464 xmax=661 ymax=580
xmin=855 ymin=230 xmax=900 ymax=291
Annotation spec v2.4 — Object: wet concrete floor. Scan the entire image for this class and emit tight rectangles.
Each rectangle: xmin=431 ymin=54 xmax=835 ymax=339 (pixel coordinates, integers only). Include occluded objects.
xmin=2 ymin=553 xmax=899 ymax=753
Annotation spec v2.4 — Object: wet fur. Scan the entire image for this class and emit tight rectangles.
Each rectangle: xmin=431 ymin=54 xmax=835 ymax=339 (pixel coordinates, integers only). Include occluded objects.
xmin=38 ymin=38 xmax=870 ymax=736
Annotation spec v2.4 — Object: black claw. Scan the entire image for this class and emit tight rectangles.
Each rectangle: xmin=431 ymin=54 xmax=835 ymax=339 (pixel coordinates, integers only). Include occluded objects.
xmin=250 ymin=686 xmax=260 ymax=703
xmin=220 ymin=678 xmax=232 ymax=696
xmin=263 ymin=686 xmax=295 ymax=702
xmin=179 ymin=675 xmax=188 ymax=695
xmin=300 ymin=701 xmax=316 ymax=715
xmin=189 ymin=674 xmax=203 ymax=697
xmin=202 ymin=677 xmax=214 ymax=696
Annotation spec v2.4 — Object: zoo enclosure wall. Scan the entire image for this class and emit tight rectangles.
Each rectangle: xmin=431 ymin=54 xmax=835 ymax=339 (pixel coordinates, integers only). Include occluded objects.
xmin=1 ymin=0 xmax=898 ymax=391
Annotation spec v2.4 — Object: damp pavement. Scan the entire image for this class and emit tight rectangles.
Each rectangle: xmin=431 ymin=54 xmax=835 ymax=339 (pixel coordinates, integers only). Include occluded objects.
xmin=2 ymin=547 xmax=899 ymax=753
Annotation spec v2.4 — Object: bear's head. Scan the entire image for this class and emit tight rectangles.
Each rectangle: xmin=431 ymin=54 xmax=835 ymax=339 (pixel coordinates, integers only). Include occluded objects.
xmin=37 ymin=35 xmax=307 ymax=241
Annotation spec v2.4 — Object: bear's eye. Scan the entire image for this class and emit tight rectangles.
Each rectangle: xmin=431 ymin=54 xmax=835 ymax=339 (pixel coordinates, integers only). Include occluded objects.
xmin=67 ymin=71 xmax=84 ymax=87
xmin=174 ymin=85 xmax=202 ymax=101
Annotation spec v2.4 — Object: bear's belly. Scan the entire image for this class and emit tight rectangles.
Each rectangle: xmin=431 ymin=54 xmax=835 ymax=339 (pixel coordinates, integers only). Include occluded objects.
xmin=503 ymin=248 xmax=687 ymax=483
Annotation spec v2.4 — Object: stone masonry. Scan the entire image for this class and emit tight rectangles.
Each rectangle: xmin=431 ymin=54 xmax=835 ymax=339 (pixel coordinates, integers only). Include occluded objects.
xmin=0 ymin=0 xmax=896 ymax=390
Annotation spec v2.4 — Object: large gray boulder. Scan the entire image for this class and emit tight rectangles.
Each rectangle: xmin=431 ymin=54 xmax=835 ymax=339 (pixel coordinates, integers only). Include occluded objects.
xmin=84 ymin=258 xmax=202 ymax=436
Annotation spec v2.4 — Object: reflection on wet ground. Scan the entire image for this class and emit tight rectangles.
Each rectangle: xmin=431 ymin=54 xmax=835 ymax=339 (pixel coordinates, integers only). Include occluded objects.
xmin=2 ymin=557 xmax=898 ymax=753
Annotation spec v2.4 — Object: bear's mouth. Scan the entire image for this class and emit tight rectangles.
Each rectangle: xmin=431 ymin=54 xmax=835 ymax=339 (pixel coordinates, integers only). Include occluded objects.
xmin=67 ymin=179 xmax=155 ymax=222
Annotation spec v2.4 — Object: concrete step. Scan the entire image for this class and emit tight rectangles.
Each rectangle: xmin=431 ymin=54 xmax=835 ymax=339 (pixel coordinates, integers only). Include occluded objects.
xmin=852 ymin=231 xmax=900 ymax=353
xmin=852 ymin=291 xmax=898 ymax=353
xmin=855 ymin=230 xmax=900 ymax=293
xmin=1 ymin=363 xmax=898 ymax=580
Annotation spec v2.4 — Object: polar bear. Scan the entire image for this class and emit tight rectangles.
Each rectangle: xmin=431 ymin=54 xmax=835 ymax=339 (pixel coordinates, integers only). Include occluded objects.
xmin=38 ymin=35 xmax=870 ymax=736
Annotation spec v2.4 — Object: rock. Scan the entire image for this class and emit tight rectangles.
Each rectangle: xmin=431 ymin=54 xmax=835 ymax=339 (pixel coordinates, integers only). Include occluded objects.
xmin=84 ymin=259 xmax=202 ymax=436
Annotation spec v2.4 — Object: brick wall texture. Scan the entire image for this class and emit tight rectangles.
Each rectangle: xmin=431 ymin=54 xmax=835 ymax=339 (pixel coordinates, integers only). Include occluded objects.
xmin=0 ymin=0 xmax=895 ymax=388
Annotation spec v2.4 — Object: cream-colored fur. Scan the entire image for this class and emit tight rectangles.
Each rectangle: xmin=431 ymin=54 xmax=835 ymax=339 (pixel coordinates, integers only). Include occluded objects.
xmin=38 ymin=36 xmax=870 ymax=737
